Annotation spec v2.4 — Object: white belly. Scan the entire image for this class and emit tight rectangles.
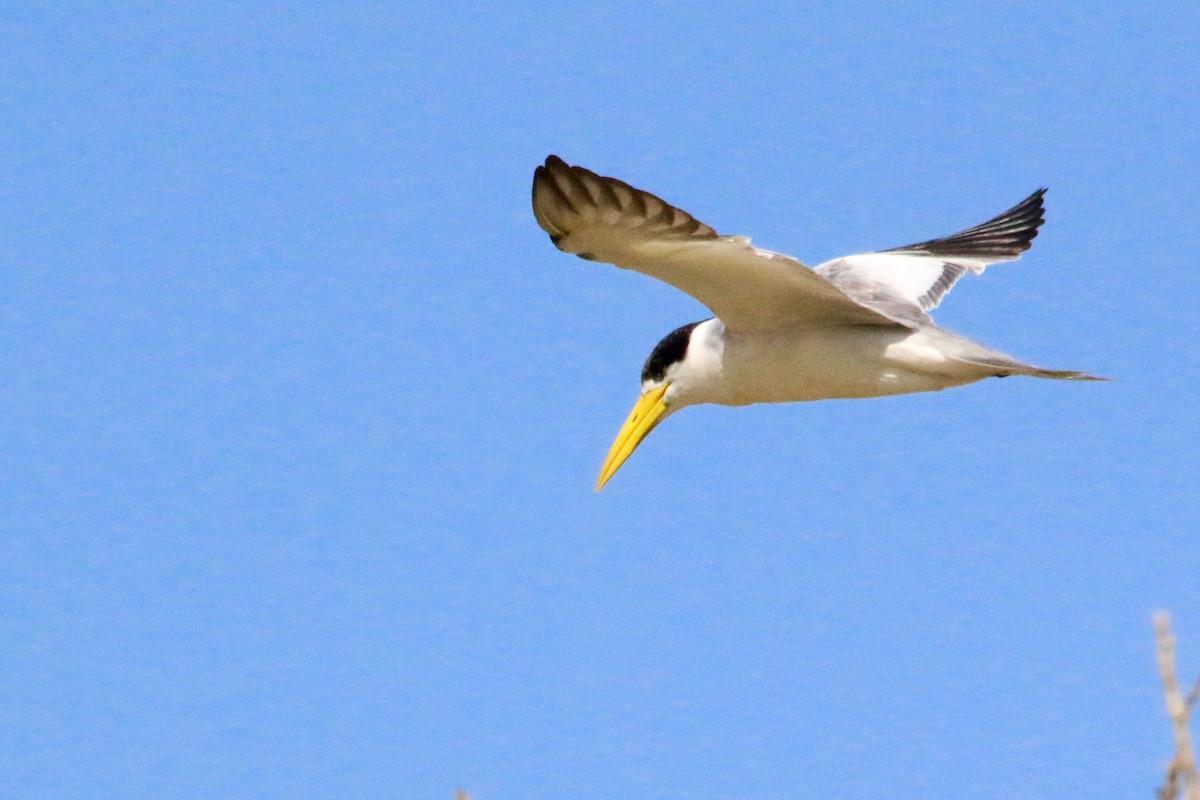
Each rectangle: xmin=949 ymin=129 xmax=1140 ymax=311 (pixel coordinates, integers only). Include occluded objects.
xmin=715 ymin=326 xmax=980 ymax=405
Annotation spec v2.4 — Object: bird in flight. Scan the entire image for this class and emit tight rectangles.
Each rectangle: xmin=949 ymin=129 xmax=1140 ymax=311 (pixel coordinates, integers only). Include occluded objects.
xmin=531 ymin=156 xmax=1102 ymax=490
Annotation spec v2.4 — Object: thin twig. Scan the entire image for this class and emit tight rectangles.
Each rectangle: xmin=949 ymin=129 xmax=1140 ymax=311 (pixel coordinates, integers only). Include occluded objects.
xmin=1155 ymin=612 xmax=1200 ymax=800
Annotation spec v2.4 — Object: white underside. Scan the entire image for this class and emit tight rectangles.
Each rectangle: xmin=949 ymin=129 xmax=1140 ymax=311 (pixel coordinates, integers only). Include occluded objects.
xmin=663 ymin=319 xmax=1015 ymax=408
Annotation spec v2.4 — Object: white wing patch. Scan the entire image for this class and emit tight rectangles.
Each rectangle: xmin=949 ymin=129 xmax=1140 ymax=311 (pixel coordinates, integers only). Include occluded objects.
xmin=815 ymin=189 xmax=1047 ymax=321
xmin=815 ymin=253 xmax=987 ymax=316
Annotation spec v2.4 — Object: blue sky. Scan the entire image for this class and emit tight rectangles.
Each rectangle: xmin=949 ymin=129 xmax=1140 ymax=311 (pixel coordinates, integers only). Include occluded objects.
xmin=1 ymin=2 xmax=1198 ymax=798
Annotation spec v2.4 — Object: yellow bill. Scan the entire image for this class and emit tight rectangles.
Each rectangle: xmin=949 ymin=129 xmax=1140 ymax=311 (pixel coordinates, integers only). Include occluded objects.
xmin=595 ymin=384 xmax=671 ymax=491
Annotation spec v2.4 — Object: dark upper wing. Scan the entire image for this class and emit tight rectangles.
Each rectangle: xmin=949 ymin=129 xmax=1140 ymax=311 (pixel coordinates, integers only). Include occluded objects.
xmin=532 ymin=156 xmax=907 ymax=332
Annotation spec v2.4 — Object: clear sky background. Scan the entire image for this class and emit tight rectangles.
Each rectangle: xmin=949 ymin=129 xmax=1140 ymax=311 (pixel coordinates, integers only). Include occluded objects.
xmin=1 ymin=2 xmax=1197 ymax=798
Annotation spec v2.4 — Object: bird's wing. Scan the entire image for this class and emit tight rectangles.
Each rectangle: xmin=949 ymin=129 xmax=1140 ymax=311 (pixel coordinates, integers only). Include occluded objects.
xmin=814 ymin=189 xmax=1046 ymax=322
xmin=532 ymin=156 xmax=906 ymax=332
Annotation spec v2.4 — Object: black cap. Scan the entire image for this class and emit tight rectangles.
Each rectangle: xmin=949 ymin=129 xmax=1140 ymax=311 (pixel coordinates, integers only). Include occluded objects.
xmin=641 ymin=321 xmax=703 ymax=383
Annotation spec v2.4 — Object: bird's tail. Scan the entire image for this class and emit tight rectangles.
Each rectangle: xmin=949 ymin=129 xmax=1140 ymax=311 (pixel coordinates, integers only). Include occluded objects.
xmin=1017 ymin=366 xmax=1108 ymax=381
xmin=954 ymin=354 xmax=1108 ymax=381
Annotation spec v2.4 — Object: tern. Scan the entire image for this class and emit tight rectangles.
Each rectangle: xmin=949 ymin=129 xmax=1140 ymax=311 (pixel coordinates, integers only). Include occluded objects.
xmin=531 ymin=156 xmax=1102 ymax=490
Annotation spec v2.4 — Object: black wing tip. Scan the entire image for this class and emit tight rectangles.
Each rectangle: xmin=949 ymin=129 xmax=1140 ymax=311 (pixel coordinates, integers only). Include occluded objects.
xmin=883 ymin=187 xmax=1050 ymax=259
xmin=998 ymin=186 xmax=1047 ymax=217
xmin=1005 ymin=188 xmax=1049 ymax=253
xmin=1016 ymin=187 xmax=1048 ymax=223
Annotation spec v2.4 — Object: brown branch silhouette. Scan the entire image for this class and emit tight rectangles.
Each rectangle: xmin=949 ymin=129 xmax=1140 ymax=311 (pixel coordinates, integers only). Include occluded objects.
xmin=1156 ymin=612 xmax=1200 ymax=800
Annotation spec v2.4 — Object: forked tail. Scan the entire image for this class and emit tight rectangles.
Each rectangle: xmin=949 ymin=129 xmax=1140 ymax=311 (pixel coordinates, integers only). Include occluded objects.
xmin=1019 ymin=366 xmax=1108 ymax=381
xmin=956 ymin=354 xmax=1108 ymax=381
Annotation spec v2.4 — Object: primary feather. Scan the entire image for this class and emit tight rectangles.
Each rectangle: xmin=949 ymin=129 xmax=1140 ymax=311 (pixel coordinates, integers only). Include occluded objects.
xmin=532 ymin=156 xmax=904 ymax=331
xmin=815 ymin=189 xmax=1047 ymax=320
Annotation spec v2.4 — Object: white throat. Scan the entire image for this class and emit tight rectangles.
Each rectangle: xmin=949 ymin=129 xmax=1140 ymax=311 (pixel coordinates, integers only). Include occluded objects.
xmin=655 ymin=318 xmax=729 ymax=408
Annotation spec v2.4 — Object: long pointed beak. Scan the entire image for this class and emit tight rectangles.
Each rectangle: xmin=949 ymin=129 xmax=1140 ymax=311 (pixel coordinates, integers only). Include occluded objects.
xmin=595 ymin=384 xmax=671 ymax=491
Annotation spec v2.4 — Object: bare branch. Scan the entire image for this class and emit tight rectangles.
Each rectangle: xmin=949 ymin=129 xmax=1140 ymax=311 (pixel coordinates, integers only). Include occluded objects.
xmin=1187 ymin=675 xmax=1200 ymax=711
xmin=1155 ymin=612 xmax=1200 ymax=800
